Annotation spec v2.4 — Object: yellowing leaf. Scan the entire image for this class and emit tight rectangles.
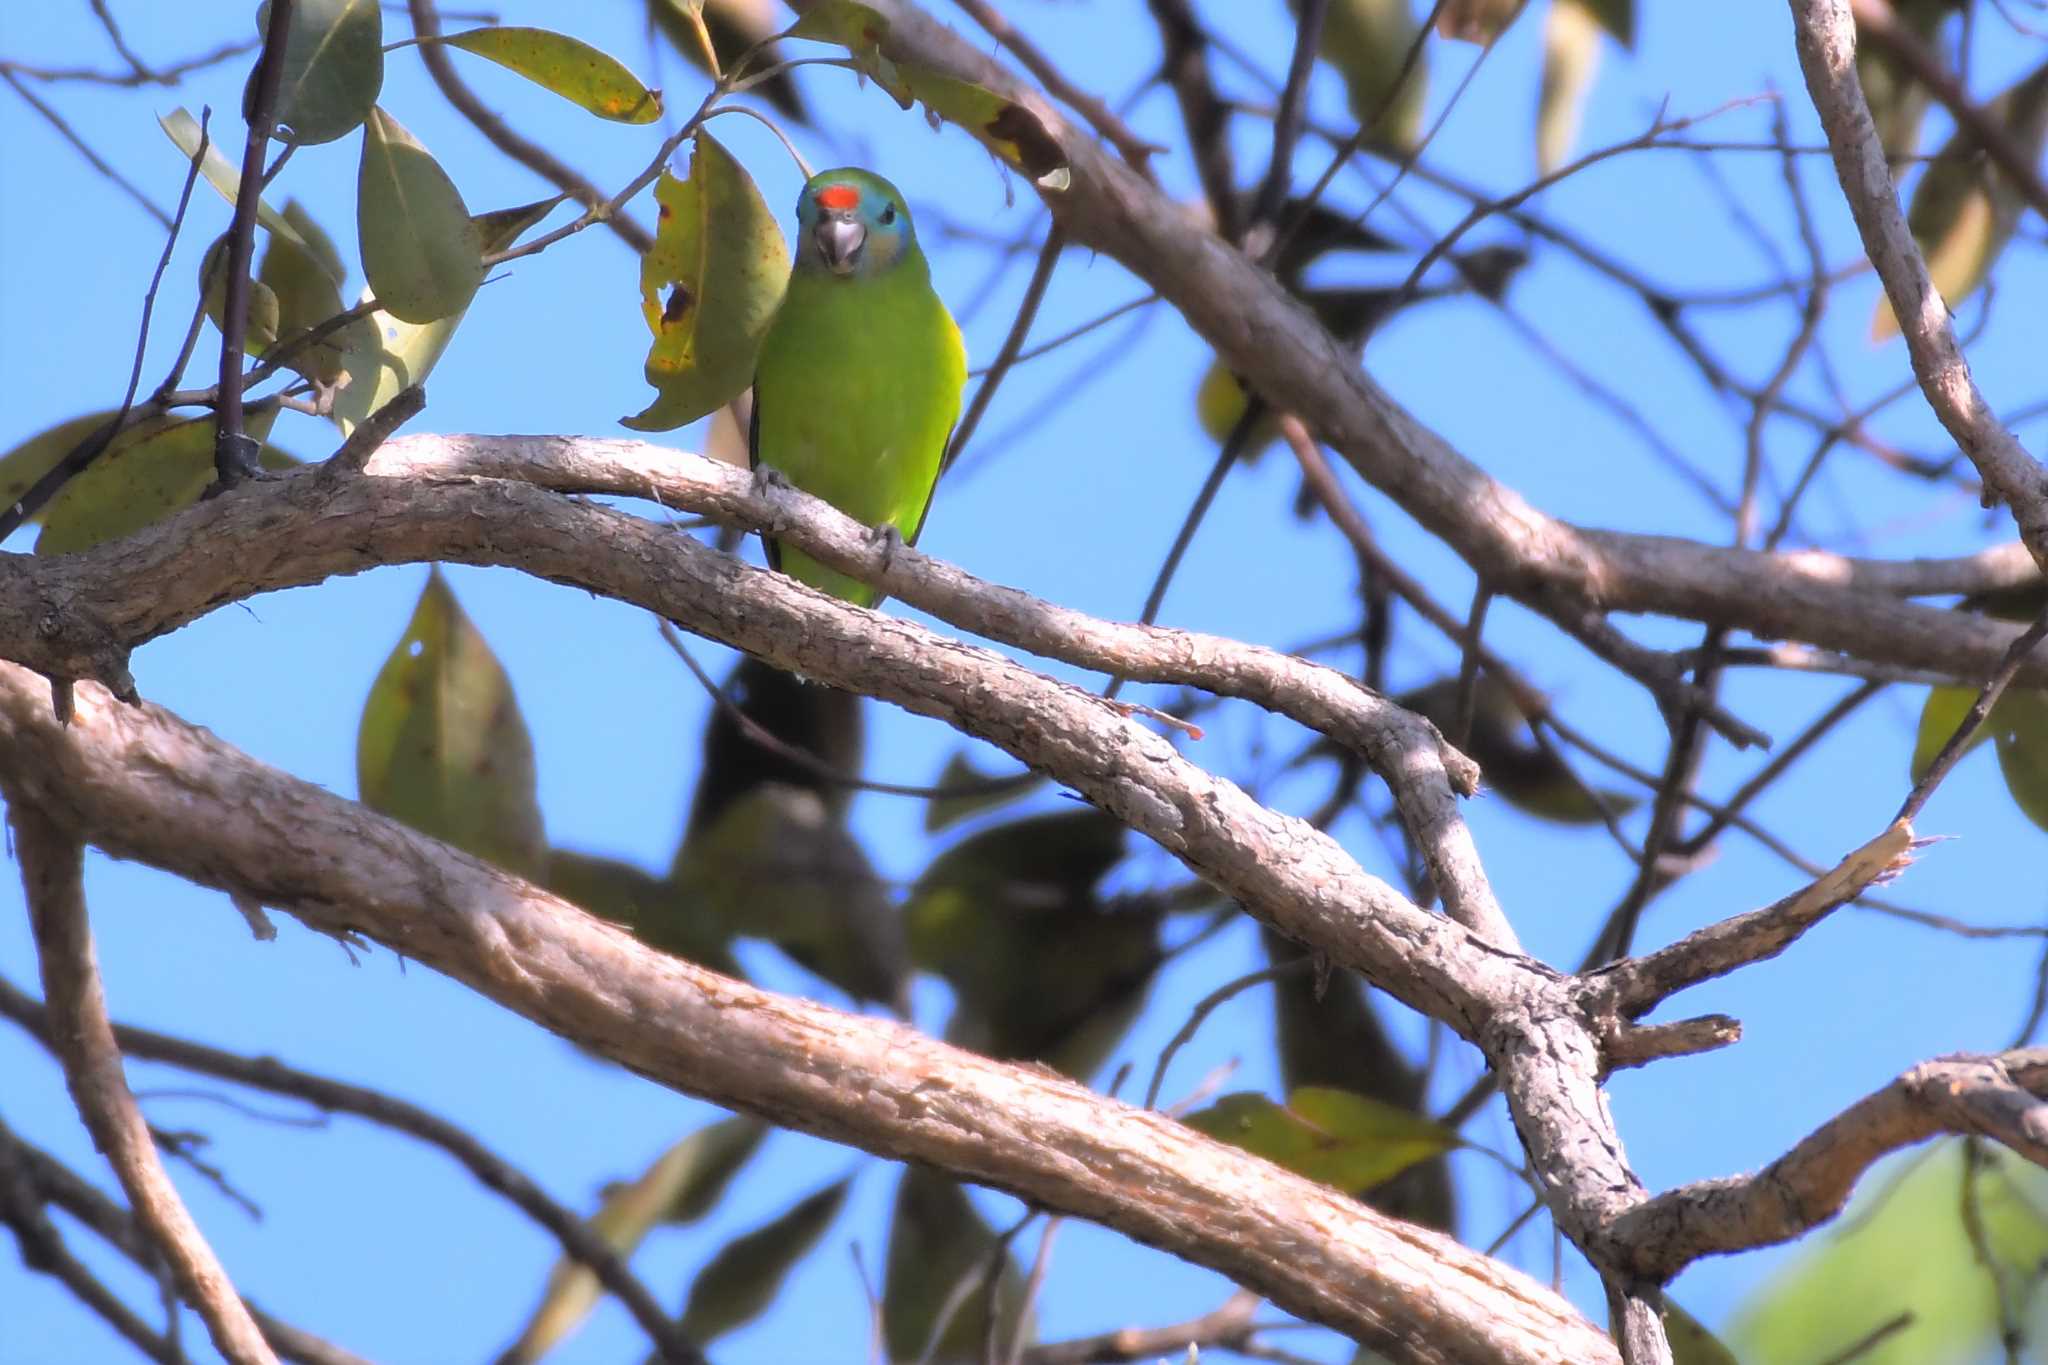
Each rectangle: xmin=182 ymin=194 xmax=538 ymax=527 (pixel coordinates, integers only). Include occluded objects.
xmin=497 ymin=1117 xmax=768 ymax=1363
xmin=903 ymin=70 xmax=1071 ymax=191
xmin=355 ymin=569 xmax=545 ymax=875
xmin=358 ymin=107 xmax=483 ymax=324
xmin=1911 ymin=684 xmax=1989 ymax=781
xmin=1314 ymin=0 xmax=1430 ymax=150
xmin=1183 ymin=1087 xmax=1459 ymax=1195
xmin=679 ymin=1178 xmax=850 ymax=1343
xmin=789 ymin=0 xmax=908 ymax=105
xmin=440 ymin=26 xmax=661 ymax=123
xmin=622 ymin=132 xmax=788 ymax=431
xmin=158 ymin=108 xmax=309 ymax=249
xmin=37 ymin=407 xmax=279 ymax=556
xmin=259 ymin=0 xmax=383 ymax=145
xmin=1537 ymin=0 xmax=1603 ymax=174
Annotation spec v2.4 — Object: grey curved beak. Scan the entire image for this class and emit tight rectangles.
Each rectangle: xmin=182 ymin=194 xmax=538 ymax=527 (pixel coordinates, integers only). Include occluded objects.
xmin=814 ymin=215 xmax=866 ymax=274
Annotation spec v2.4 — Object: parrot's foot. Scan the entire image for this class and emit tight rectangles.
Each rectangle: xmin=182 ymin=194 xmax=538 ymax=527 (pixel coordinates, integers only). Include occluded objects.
xmin=750 ymin=463 xmax=792 ymax=494
xmin=866 ymin=522 xmax=906 ymax=576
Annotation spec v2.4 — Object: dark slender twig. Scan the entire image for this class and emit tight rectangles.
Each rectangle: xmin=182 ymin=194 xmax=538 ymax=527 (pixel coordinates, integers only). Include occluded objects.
xmin=214 ymin=0 xmax=296 ymax=488
xmin=1146 ymin=0 xmax=1241 ymax=240
xmin=1246 ymin=0 xmax=1329 ymax=234
xmin=946 ymin=228 xmax=1066 ymax=470
xmin=0 ymin=68 xmax=170 ymax=224
xmin=1144 ymin=961 xmax=1310 ymax=1110
xmin=948 ymin=0 xmax=1161 ymax=176
xmin=1898 ymin=608 xmax=2048 ymax=825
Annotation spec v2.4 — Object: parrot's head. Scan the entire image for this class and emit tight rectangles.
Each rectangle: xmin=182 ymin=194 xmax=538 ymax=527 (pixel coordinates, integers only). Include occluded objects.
xmin=793 ymin=168 xmax=916 ymax=279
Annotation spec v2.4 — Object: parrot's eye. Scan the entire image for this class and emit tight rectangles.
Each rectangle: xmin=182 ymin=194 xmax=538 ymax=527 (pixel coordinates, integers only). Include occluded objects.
xmin=879 ymin=204 xmax=897 ymax=225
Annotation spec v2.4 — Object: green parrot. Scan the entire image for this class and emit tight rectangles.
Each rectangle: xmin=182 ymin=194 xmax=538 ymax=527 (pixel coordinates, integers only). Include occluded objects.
xmin=750 ymin=167 xmax=967 ymax=607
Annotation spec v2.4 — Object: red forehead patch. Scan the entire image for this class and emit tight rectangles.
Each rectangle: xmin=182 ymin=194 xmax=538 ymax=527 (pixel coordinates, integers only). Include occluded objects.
xmin=815 ymin=184 xmax=861 ymax=210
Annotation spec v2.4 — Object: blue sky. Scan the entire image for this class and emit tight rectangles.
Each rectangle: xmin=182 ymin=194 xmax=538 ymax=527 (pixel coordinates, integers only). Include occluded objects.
xmin=3 ymin=2 xmax=2046 ymax=1362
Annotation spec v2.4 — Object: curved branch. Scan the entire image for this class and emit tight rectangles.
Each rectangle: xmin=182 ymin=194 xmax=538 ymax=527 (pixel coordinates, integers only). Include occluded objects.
xmin=0 ymin=663 xmax=1615 ymax=1365
xmin=1612 ymin=1048 xmax=2048 ymax=1279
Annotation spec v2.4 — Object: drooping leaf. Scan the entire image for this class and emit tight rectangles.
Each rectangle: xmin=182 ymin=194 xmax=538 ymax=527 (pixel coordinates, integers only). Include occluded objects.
xmin=651 ymin=0 xmax=808 ymax=124
xmin=1400 ymin=673 xmax=1637 ymax=824
xmin=259 ymin=224 xmax=355 ymax=385
xmin=1434 ymin=0 xmax=1525 ymax=43
xmin=37 ymin=407 xmax=281 ymax=556
xmin=544 ymin=848 xmax=741 ymax=977
xmin=1181 ymin=1087 xmax=1459 ymax=1196
xmin=358 ymin=106 xmax=483 ymax=323
xmin=1857 ymin=0 xmax=1957 ymax=167
xmin=355 ymin=569 xmax=545 ymax=876
xmin=1728 ymin=1141 xmax=2048 ymax=1365
xmin=1575 ymin=0 xmax=1634 ymax=47
xmin=330 ymin=197 xmax=560 ymax=436
xmin=158 ymin=108 xmax=309 ymax=248
xmin=884 ymin=1168 xmax=1031 ymax=1364
xmin=199 ymin=232 xmax=283 ymax=357
xmin=281 ymin=198 xmax=348 ymax=288
xmin=622 ymin=132 xmax=788 ymax=431
xmin=439 ymin=26 xmax=662 ymax=123
xmin=0 ymin=413 xmax=119 ymax=526
xmin=1993 ymin=687 xmax=2048 ymax=831
xmin=1537 ymin=0 xmax=1603 ymax=174
xmin=908 ymin=808 xmax=1156 ymax=1078
xmin=1310 ymin=0 xmax=1430 ymax=149
xmin=1662 ymin=1298 xmax=1740 ymax=1365
xmin=257 ymin=0 xmax=383 ymax=145
xmin=1911 ymin=683 xmax=1991 ymax=781
xmin=1875 ymin=58 xmax=2048 ymax=339
xmin=497 ymin=1116 xmax=768 ymax=1363
xmin=922 ymin=748 xmax=1041 ymax=834
xmin=678 ymin=1178 xmax=851 ymax=1343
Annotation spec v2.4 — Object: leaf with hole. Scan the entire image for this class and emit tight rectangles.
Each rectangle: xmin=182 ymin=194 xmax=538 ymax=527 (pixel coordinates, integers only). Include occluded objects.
xmin=256 ymin=0 xmax=382 ymax=145
xmin=355 ymin=569 xmax=545 ymax=876
xmin=358 ymin=107 xmax=483 ymax=324
xmin=623 ymin=132 xmax=788 ymax=431
xmin=439 ymin=26 xmax=662 ymax=123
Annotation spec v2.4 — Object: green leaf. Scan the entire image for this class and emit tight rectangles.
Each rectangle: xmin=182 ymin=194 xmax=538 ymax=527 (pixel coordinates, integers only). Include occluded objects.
xmin=258 ymin=0 xmax=383 ymax=145
xmin=1537 ymin=0 xmax=1603 ymax=174
xmin=789 ymin=1 xmax=908 ymax=104
xmin=1993 ymin=688 xmax=2048 ymax=832
xmin=329 ymin=198 xmax=558 ymax=436
xmin=674 ymin=786 xmax=907 ymax=1010
xmin=908 ymin=809 xmax=1155 ymax=1078
xmin=37 ymin=407 xmax=280 ymax=556
xmin=1728 ymin=1141 xmax=2048 ymax=1365
xmin=1315 ymin=0 xmax=1429 ymax=149
xmin=652 ymin=0 xmax=808 ymax=124
xmin=497 ymin=1116 xmax=768 ymax=1363
xmin=678 ymin=1177 xmax=850 ymax=1343
xmin=357 ymin=106 xmax=483 ymax=324
xmin=0 ymin=413 xmax=117 ymax=525
xmin=439 ymin=26 xmax=661 ymax=123
xmin=1433 ymin=0 xmax=1523 ymax=43
xmin=199 ymin=233 xmax=283 ymax=357
xmin=622 ymin=132 xmax=788 ymax=431
xmin=543 ymin=848 xmax=742 ymax=977
xmin=355 ymin=569 xmax=546 ymax=875
xmin=922 ymin=749 xmax=1040 ymax=834
xmin=158 ymin=108 xmax=309 ymax=248
xmin=1181 ymin=1087 xmax=1459 ymax=1196
xmin=1662 ymin=1298 xmax=1739 ymax=1365
xmin=259 ymin=227 xmax=354 ymax=385
xmin=281 ymin=198 xmax=348 ymax=288
xmin=1576 ymin=0 xmax=1635 ymax=47
xmin=884 ymin=1168 xmax=1031 ymax=1364
xmin=1912 ymin=684 xmax=1990 ymax=781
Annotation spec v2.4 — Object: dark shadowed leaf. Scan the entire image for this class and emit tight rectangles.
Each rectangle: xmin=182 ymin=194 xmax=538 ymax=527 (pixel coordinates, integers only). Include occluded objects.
xmin=900 ymin=70 xmax=1071 ymax=191
xmin=1434 ymin=0 xmax=1522 ymax=43
xmin=356 ymin=569 xmax=545 ymax=875
xmin=257 ymin=0 xmax=382 ymax=145
xmin=908 ymin=808 xmax=1156 ymax=1078
xmin=623 ymin=132 xmax=788 ymax=431
xmin=158 ymin=108 xmax=308 ymax=247
xmin=1182 ymin=1087 xmax=1459 ymax=1195
xmin=258 ymin=226 xmax=354 ymax=385
xmin=652 ymin=0 xmax=808 ymax=123
xmin=678 ymin=1178 xmax=850 ymax=1343
xmin=884 ymin=1168 xmax=1030 ymax=1364
xmin=497 ymin=1116 xmax=768 ymax=1363
xmin=1857 ymin=0 xmax=1956 ymax=167
xmin=282 ymin=198 xmax=348 ymax=287
xmin=681 ymin=656 xmax=864 ymax=842
xmin=199 ymin=232 xmax=282 ymax=357
xmin=1728 ymin=1141 xmax=2048 ymax=1365
xmin=1577 ymin=0 xmax=1634 ymax=46
xmin=358 ymin=106 xmax=483 ymax=323
xmin=922 ymin=748 xmax=1040 ymax=834
xmin=544 ymin=848 xmax=741 ymax=977
xmin=441 ymin=26 xmax=662 ymax=123
xmin=36 ymin=407 xmax=280 ymax=556
xmin=1400 ymin=673 xmax=1636 ymax=824
xmin=1993 ymin=688 xmax=2048 ymax=832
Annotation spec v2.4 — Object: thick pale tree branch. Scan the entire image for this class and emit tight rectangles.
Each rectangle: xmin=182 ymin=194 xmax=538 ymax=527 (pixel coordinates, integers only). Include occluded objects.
xmin=1785 ymin=0 xmax=2048 ymax=574
xmin=0 ymin=663 xmax=1615 ymax=1365
xmin=1611 ymin=1048 xmax=2048 ymax=1279
xmin=10 ymin=800 xmax=276 ymax=1364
